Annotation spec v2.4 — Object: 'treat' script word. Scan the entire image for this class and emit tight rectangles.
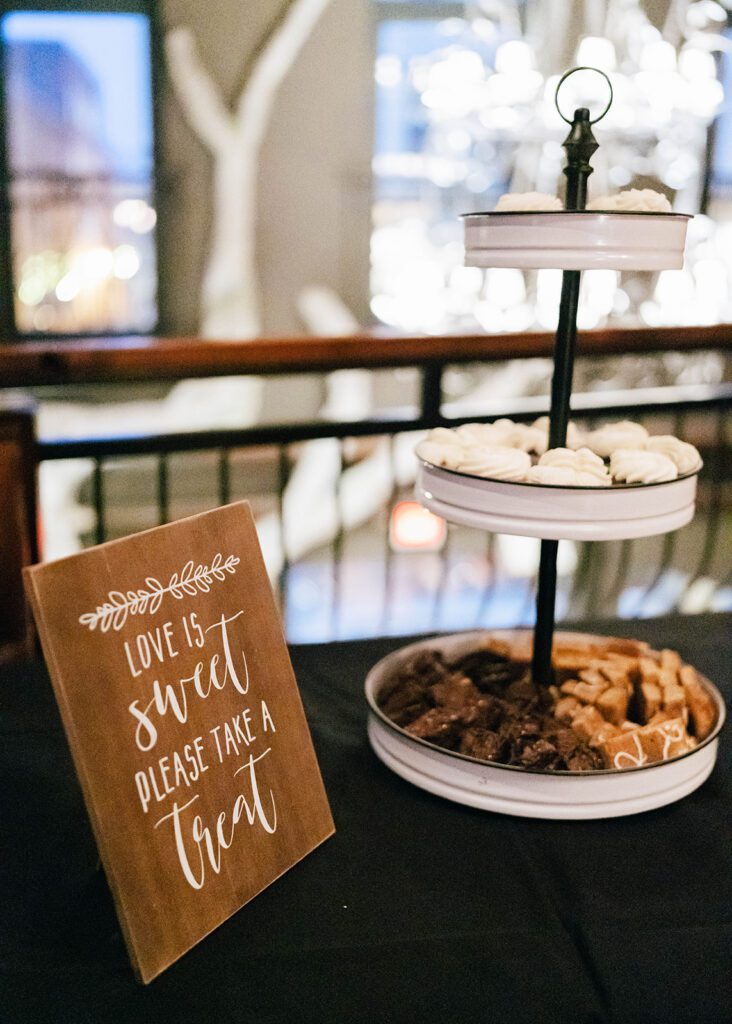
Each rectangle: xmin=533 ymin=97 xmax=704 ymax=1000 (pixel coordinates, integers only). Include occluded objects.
xmin=154 ymin=748 xmax=277 ymax=889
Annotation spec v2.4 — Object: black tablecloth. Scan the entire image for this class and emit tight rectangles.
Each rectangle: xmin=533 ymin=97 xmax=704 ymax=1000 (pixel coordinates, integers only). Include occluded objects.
xmin=1 ymin=614 xmax=731 ymax=1024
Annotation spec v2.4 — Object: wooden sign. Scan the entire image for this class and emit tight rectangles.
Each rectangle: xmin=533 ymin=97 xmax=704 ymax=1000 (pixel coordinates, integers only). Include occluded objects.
xmin=24 ymin=502 xmax=334 ymax=983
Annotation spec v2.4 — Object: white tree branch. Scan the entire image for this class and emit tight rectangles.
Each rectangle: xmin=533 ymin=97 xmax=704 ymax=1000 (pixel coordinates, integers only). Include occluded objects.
xmin=164 ymin=0 xmax=332 ymax=340
xmin=235 ymin=0 xmax=332 ymax=143
xmin=166 ymin=26 xmax=235 ymax=154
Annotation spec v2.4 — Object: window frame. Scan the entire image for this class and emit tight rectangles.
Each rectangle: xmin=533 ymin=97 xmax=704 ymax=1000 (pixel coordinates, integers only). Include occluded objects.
xmin=0 ymin=0 xmax=162 ymax=341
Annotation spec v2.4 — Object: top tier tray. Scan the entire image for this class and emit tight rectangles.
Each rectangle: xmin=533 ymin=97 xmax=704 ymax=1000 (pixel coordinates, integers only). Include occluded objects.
xmin=463 ymin=210 xmax=691 ymax=271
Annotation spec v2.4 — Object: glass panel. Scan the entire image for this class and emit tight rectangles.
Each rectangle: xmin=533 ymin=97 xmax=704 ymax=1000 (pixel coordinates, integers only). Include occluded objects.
xmin=2 ymin=11 xmax=157 ymax=334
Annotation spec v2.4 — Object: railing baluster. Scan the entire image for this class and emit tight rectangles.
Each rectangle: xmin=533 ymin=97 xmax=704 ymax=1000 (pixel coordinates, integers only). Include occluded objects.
xmin=639 ymin=531 xmax=677 ymax=611
xmin=475 ymin=532 xmax=496 ymax=629
xmin=430 ymin=524 xmax=451 ymax=632
xmin=381 ymin=434 xmax=399 ymax=636
xmin=331 ymin=438 xmax=346 ymax=638
xmin=568 ymin=540 xmax=595 ymax=616
xmin=218 ymin=447 xmax=231 ymax=506
xmin=522 ymin=540 xmax=542 ymax=625
xmin=607 ymin=539 xmax=633 ymax=615
xmin=157 ymin=453 xmax=169 ymax=525
xmin=93 ymin=458 xmax=106 ymax=545
xmin=585 ymin=542 xmax=618 ymax=620
xmin=679 ymin=408 xmax=727 ymax=608
xmin=277 ymin=446 xmax=290 ymax=615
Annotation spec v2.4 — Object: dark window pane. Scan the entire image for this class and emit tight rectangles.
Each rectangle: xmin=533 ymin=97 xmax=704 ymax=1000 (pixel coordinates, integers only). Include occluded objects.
xmin=2 ymin=11 xmax=157 ymax=334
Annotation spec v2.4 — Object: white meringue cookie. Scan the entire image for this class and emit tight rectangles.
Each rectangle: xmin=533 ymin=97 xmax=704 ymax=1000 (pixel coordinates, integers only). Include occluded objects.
xmin=494 ymin=191 xmax=562 ymax=212
xmin=610 ymin=449 xmax=678 ymax=484
xmin=527 ymin=465 xmax=580 ymax=486
xmin=455 ymin=418 xmax=546 ymax=451
xmin=531 ymin=416 xmax=585 ymax=452
xmin=486 ymin=418 xmax=523 ymax=445
xmin=645 ymin=435 xmax=701 ymax=475
xmin=456 ymin=445 xmax=531 ymax=481
xmin=567 ymin=423 xmax=588 ymax=450
xmin=454 ymin=422 xmax=508 ymax=446
xmin=538 ymin=446 xmax=611 ymax=485
xmin=587 ymin=189 xmax=672 ymax=213
xmin=538 ymin=446 xmax=576 ymax=467
xmin=540 ymin=446 xmax=605 ymax=469
xmin=425 ymin=427 xmax=464 ymax=447
xmin=585 ymin=420 xmax=649 ymax=459
xmin=415 ymin=439 xmax=465 ymax=469
xmin=507 ymin=423 xmax=547 ymax=454
xmin=573 ymin=446 xmax=608 ymax=468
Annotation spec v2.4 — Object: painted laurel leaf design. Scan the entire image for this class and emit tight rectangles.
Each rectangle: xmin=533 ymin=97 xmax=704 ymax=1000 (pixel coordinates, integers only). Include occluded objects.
xmin=78 ymin=555 xmax=240 ymax=631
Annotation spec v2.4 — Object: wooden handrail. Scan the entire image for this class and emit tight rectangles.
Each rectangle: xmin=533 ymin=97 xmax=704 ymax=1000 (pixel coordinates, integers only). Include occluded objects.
xmin=0 ymin=404 xmax=37 ymax=662
xmin=0 ymin=324 xmax=730 ymax=387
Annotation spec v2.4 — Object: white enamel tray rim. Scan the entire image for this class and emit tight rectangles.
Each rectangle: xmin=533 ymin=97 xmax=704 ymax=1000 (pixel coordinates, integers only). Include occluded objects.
xmin=368 ymin=720 xmax=717 ymax=819
xmin=418 ymin=491 xmax=694 ymax=542
xmin=461 ymin=210 xmax=693 ymax=218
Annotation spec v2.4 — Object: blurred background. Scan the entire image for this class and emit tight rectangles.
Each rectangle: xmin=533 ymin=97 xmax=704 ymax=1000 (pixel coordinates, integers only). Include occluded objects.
xmin=1 ymin=0 xmax=731 ymax=644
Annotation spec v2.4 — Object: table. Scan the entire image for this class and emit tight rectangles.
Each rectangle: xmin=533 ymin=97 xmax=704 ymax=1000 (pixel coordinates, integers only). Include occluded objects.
xmin=1 ymin=614 xmax=730 ymax=1024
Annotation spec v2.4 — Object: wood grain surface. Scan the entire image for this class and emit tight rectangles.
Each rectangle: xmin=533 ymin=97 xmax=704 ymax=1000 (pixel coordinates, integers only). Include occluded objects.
xmin=24 ymin=502 xmax=334 ymax=983
xmin=1 ymin=324 xmax=730 ymax=386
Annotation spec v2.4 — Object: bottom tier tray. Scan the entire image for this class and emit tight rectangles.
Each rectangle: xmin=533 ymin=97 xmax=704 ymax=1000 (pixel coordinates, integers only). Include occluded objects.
xmin=416 ymin=461 xmax=699 ymax=541
xmin=365 ymin=630 xmax=725 ymax=820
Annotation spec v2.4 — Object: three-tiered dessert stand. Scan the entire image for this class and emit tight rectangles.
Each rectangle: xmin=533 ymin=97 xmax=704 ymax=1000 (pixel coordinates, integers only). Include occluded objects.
xmin=365 ymin=68 xmax=725 ymax=818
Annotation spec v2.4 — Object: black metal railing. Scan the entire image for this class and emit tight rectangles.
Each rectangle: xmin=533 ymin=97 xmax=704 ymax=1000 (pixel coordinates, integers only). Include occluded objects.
xmin=31 ymin=376 xmax=732 ymax=642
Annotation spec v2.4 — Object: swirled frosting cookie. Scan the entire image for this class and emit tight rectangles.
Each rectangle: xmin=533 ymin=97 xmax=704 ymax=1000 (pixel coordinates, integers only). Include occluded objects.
xmin=644 ymin=435 xmax=701 ymax=475
xmin=529 ymin=447 xmax=611 ymax=486
xmin=415 ymin=419 xmax=700 ymax=486
xmin=610 ymin=449 xmax=678 ymax=484
xmin=494 ymin=191 xmax=562 ymax=212
xmin=414 ymin=439 xmax=465 ymax=470
xmin=584 ymin=420 xmax=649 ymax=458
xmin=455 ymin=445 xmax=531 ymax=480
xmin=587 ymin=188 xmax=672 ymax=213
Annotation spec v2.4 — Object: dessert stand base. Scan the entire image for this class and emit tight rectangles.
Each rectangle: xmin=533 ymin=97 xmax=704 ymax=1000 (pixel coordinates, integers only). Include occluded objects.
xmin=416 ymin=462 xmax=698 ymax=542
xmin=365 ymin=631 xmax=725 ymax=821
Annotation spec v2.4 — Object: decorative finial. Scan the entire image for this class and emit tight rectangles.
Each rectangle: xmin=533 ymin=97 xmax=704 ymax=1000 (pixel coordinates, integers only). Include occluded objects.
xmin=555 ymin=67 xmax=613 ymax=211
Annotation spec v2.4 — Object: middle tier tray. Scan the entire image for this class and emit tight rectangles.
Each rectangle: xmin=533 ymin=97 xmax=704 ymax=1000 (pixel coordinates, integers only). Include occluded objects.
xmin=416 ymin=459 xmax=699 ymax=541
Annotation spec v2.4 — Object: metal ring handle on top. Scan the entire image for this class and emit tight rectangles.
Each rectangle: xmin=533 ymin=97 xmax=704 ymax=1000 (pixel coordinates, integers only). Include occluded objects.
xmin=555 ymin=66 xmax=613 ymax=125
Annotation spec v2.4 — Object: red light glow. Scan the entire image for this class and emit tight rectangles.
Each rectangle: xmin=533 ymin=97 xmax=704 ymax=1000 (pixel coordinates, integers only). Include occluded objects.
xmin=389 ymin=501 xmax=447 ymax=551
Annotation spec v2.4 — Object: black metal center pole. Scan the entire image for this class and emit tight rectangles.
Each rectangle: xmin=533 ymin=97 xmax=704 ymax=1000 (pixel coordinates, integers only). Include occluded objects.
xmin=531 ymin=105 xmax=599 ymax=684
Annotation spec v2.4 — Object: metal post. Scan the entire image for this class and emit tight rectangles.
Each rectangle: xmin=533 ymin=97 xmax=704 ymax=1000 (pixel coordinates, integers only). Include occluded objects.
xmin=531 ymin=270 xmax=581 ymax=683
xmin=532 ymin=78 xmax=608 ymax=683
